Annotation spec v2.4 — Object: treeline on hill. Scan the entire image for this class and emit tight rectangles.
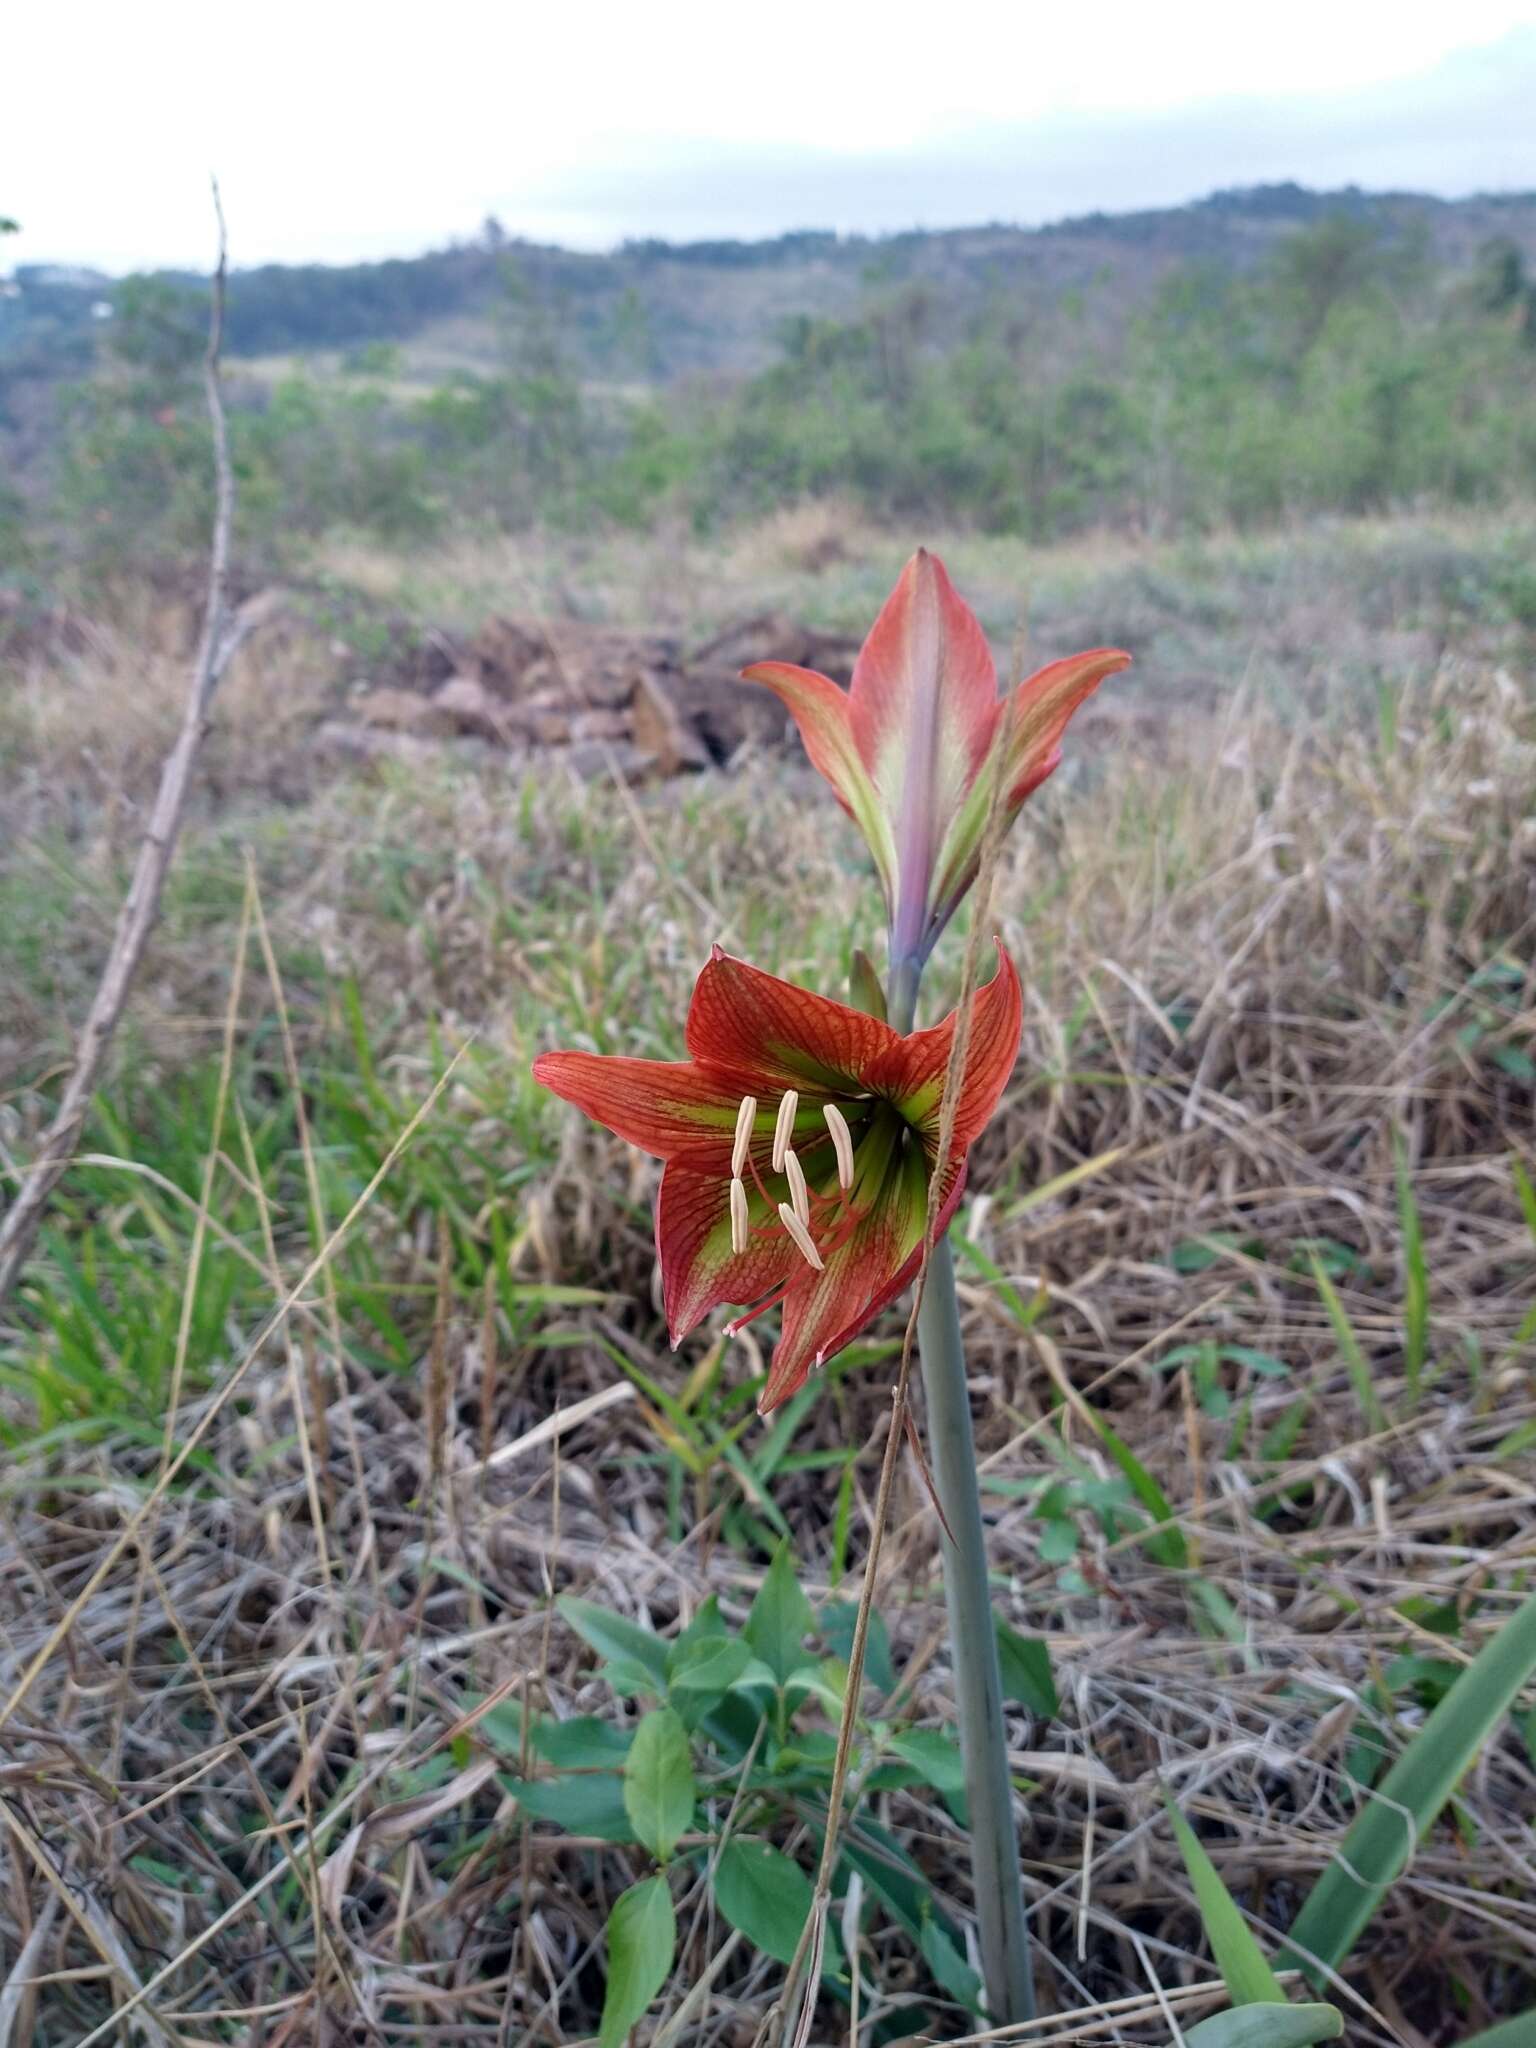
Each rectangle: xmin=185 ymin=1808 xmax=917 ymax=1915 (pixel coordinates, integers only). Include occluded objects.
xmin=11 ymin=212 xmax=1536 ymax=578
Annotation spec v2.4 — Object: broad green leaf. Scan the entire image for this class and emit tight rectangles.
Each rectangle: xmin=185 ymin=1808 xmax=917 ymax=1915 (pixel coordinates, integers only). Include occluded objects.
xmin=473 ymin=1697 xmax=526 ymax=1755
xmin=599 ymin=1876 xmax=675 ymax=2048
xmin=995 ymin=1617 xmax=1059 ymax=1717
xmin=668 ymin=1635 xmax=753 ymax=1700
xmin=669 ymin=1595 xmax=728 ymax=1665
xmin=557 ymin=1596 xmax=669 ymax=1685
xmin=532 ymin=1716 xmax=634 ymax=1770
xmin=745 ymin=1544 xmax=814 ymax=1684
xmin=918 ymin=1908 xmax=984 ymax=2013
xmin=820 ymin=1599 xmax=896 ymax=1693
xmin=1286 ymin=1584 xmax=1536 ymax=1983
xmin=784 ymin=1661 xmax=847 ymax=1713
xmin=502 ymin=1772 xmax=635 ymax=1841
xmin=714 ymin=1837 xmax=819 ymax=1966
xmin=1164 ymin=1792 xmax=1285 ymax=2004
xmin=623 ymin=1708 xmax=695 ymax=1862
xmin=888 ymin=1728 xmax=967 ymax=1822
xmin=599 ymin=1656 xmax=670 ymax=1698
xmin=1182 ymin=2006 xmax=1343 ymax=2048
xmin=1454 ymin=2013 xmax=1536 ymax=2048
xmin=727 ymin=1656 xmax=780 ymax=1695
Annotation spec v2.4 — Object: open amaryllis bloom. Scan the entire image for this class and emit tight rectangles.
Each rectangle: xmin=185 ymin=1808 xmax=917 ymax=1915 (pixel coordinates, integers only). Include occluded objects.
xmin=745 ymin=549 xmax=1130 ymax=970
xmin=532 ymin=942 xmax=1022 ymax=1412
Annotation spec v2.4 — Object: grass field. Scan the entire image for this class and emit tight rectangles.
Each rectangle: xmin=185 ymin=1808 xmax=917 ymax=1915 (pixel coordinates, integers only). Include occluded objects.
xmin=1 ymin=506 xmax=1535 ymax=2044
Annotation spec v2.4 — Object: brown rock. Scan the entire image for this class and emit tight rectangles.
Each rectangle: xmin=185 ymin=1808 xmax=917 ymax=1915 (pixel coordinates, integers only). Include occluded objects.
xmin=356 ymin=687 xmax=456 ymax=737
xmin=688 ymin=613 xmax=859 ymax=685
xmin=559 ymin=739 xmax=655 ymax=782
xmin=631 ymin=670 xmax=709 ymax=775
xmin=569 ymin=708 xmax=634 ymax=744
xmin=668 ymin=665 xmax=797 ymax=764
xmin=468 ymin=617 xmax=550 ymax=698
xmin=433 ymin=675 xmax=522 ymax=743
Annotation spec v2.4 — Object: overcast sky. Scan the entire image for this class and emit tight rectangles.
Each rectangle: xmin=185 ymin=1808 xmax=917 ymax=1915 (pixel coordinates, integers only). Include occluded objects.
xmin=7 ymin=1 xmax=1536 ymax=273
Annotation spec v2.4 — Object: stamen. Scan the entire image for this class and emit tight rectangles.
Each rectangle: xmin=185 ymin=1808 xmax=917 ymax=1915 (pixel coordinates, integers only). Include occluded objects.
xmin=731 ymin=1095 xmax=757 ymax=1178
xmin=783 ymin=1148 xmax=810 ymax=1225
xmin=778 ymin=1201 xmax=824 ymax=1271
xmin=823 ymin=1103 xmax=855 ymax=1190
xmin=729 ymin=1176 xmax=750 ymax=1256
xmin=771 ymin=1090 xmax=799 ymax=1173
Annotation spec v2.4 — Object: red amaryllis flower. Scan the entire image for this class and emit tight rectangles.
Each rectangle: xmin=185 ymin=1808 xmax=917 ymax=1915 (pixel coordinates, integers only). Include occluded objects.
xmin=745 ymin=549 xmax=1129 ymax=970
xmin=532 ymin=942 xmax=1022 ymax=1412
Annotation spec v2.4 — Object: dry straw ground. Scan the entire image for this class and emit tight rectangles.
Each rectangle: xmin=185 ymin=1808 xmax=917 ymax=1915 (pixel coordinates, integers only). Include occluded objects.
xmin=1 ymin=512 xmax=1534 ymax=2045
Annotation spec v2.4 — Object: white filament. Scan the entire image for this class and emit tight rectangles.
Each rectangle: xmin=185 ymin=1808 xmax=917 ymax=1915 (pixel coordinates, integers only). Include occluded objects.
xmin=777 ymin=1201 xmax=824 ymax=1270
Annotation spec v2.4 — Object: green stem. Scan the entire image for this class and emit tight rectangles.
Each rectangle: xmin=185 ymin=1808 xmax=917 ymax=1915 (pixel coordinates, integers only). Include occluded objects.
xmin=888 ymin=957 xmax=1036 ymax=2026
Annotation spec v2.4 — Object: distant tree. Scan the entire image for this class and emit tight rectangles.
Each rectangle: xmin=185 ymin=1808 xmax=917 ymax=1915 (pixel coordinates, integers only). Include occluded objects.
xmin=1270 ymin=215 xmax=1406 ymax=354
xmin=1472 ymin=236 xmax=1536 ymax=341
xmin=110 ymin=276 xmax=204 ymax=380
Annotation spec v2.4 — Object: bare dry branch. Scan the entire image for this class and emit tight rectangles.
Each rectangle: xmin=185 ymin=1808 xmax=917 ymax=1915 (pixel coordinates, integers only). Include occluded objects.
xmin=0 ymin=181 xmax=269 ymax=1311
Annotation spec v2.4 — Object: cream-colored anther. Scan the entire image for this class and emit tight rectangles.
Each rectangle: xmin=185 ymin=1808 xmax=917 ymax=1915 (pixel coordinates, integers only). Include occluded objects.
xmin=731 ymin=1095 xmax=757 ymax=1178
xmin=729 ymin=1176 xmax=750 ymax=1256
xmin=783 ymin=1148 xmax=809 ymax=1225
xmin=771 ymin=1090 xmax=799 ymax=1173
xmin=777 ymin=1201 xmax=824 ymax=1270
xmin=823 ymin=1103 xmax=854 ymax=1190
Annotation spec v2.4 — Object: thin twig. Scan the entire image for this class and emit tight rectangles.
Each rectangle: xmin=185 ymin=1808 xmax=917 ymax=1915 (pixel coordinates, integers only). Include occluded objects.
xmin=0 ymin=180 xmax=272 ymax=1310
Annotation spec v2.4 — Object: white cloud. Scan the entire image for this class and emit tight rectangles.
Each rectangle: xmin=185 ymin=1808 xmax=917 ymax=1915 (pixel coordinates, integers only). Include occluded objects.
xmin=5 ymin=1 xmax=1536 ymax=269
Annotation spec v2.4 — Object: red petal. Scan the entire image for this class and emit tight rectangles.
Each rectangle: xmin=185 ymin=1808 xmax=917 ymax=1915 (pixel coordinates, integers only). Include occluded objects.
xmin=846 ymin=550 xmax=1001 ymax=959
xmin=759 ymin=1154 xmax=969 ymax=1412
xmin=685 ymin=947 xmax=900 ymax=1095
xmin=848 ymin=549 xmax=998 ymax=780
xmin=657 ymin=1162 xmax=796 ymax=1344
xmin=743 ymin=660 xmax=898 ymax=901
xmin=864 ymin=942 xmax=1022 ymax=1155
xmin=532 ymin=1050 xmax=738 ymax=1165
xmin=742 ymin=661 xmax=861 ymax=824
xmin=1004 ymin=648 xmax=1130 ymax=806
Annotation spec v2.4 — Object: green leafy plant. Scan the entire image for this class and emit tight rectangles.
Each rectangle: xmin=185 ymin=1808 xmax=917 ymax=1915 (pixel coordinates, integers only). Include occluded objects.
xmin=482 ymin=1566 xmax=1056 ymax=2035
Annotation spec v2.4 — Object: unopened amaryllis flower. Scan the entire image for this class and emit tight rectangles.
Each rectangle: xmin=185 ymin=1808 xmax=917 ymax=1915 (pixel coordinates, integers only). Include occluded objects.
xmin=745 ymin=549 xmax=1129 ymax=970
xmin=532 ymin=942 xmax=1022 ymax=1411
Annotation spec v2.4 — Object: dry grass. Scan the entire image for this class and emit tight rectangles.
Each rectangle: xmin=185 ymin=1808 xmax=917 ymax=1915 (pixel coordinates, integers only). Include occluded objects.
xmin=1 ymin=517 xmax=1534 ymax=2044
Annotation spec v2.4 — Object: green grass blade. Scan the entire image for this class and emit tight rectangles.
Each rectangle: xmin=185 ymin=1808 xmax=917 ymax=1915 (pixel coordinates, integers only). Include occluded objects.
xmin=1309 ymin=1253 xmax=1387 ymax=1434
xmin=1093 ymin=1413 xmax=1189 ymax=1571
xmin=1285 ymin=1585 xmax=1536 ymax=1983
xmin=1182 ymin=2007 xmax=1343 ymax=2048
xmin=1164 ymin=1791 xmax=1286 ymax=2004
